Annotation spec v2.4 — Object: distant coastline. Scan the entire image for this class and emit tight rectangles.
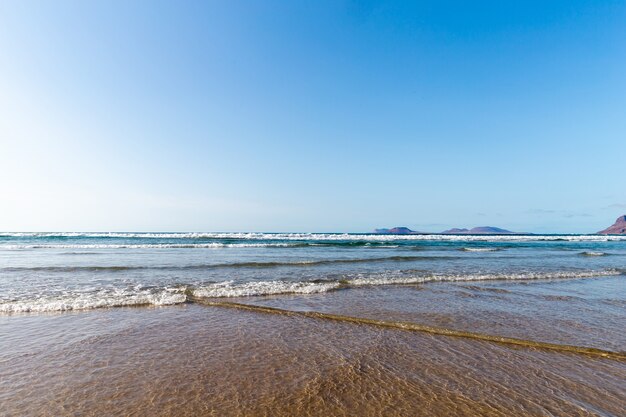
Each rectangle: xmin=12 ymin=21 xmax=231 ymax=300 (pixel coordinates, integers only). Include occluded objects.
xmin=374 ymin=215 xmax=626 ymax=235
xmin=373 ymin=226 xmax=520 ymax=235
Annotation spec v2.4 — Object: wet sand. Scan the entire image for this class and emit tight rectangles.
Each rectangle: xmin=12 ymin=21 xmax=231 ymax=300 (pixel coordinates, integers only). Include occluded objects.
xmin=243 ymin=277 xmax=626 ymax=352
xmin=2 ymin=301 xmax=625 ymax=416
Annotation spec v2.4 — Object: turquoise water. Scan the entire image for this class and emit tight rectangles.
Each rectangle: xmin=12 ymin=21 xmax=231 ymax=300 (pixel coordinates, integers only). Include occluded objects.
xmin=1 ymin=232 xmax=625 ymax=416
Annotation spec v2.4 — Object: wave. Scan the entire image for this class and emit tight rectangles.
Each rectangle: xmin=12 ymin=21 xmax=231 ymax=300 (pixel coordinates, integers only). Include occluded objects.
xmin=195 ymin=301 xmax=625 ymax=360
xmin=580 ymin=251 xmax=608 ymax=257
xmin=0 ymin=288 xmax=187 ymax=314
xmin=2 ymin=232 xmax=626 ymax=241
xmin=0 ymin=243 xmax=298 ymax=250
xmin=0 ymin=242 xmax=411 ymax=250
xmin=344 ymin=269 xmax=622 ymax=287
xmin=0 ymin=255 xmax=458 ymax=273
xmin=2 ymin=269 xmax=621 ymax=314
xmin=192 ymin=280 xmax=341 ymax=298
xmin=460 ymin=247 xmax=501 ymax=252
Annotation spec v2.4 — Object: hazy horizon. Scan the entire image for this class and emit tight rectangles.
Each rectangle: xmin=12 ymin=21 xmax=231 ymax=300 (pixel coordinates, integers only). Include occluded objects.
xmin=0 ymin=220 xmax=623 ymax=235
xmin=1 ymin=1 xmax=624 ymax=233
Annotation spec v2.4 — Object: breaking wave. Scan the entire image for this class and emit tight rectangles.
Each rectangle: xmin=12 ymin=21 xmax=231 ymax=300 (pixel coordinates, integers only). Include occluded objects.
xmin=461 ymin=247 xmax=501 ymax=252
xmin=190 ymin=270 xmax=621 ymax=297
xmin=0 ymin=288 xmax=187 ymax=314
xmin=2 ymin=232 xmax=626 ymax=241
xmin=0 ymin=243 xmax=299 ymax=250
xmin=192 ymin=280 xmax=340 ymax=298
xmin=344 ymin=269 xmax=622 ymax=286
xmin=1 ymin=269 xmax=621 ymax=314
xmin=0 ymin=255 xmax=457 ymax=273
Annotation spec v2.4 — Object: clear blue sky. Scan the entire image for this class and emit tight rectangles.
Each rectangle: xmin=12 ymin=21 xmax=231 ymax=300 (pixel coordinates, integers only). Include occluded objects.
xmin=1 ymin=1 xmax=624 ymax=233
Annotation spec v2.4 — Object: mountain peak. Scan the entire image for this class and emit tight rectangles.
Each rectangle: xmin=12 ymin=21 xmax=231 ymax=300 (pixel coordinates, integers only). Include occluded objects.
xmin=597 ymin=215 xmax=626 ymax=234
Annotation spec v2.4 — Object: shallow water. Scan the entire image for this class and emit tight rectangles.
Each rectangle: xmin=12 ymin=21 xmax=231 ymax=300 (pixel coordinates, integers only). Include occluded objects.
xmin=242 ymin=276 xmax=626 ymax=352
xmin=1 ymin=305 xmax=625 ymax=416
xmin=1 ymin=232 xmax=625 ymax=313
xmin=1 ymin=233 xmax=625 ymax=415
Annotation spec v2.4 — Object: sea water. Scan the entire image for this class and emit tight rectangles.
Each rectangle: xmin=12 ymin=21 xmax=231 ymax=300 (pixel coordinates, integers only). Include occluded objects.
xmin=1 ymin=232 xmax=624 ymax=313
xmin=1 ymin=232 xmax=625 ymax=415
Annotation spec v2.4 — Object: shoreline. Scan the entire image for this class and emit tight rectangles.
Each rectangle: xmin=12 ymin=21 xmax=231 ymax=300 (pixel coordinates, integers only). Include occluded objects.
xmin=3 ymin=301 xmax=625 ymax=416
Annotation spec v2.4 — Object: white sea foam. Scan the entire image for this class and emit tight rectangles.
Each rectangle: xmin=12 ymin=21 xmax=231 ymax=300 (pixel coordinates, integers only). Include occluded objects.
xmin=2 ymin=270 xmax=621 ymax=314
xmin=187 ymin=269 xmax=623 ymax=298
xmin=461 ymin=247 xmax=500 ymax=252
xmin=580 ymin=251 xmax=608 ymax=256
xmin=192 ymin=280 xmax=341 ymax=298
xmin=0 ymin=288 xmax=187 ymax=314
xmin=0 ymin=243 xmax=296 ymax=250
xmin=347 ymin=269 xmax=621 ymax=287
xmin=1 ymin=232 xmax=626 ymax=241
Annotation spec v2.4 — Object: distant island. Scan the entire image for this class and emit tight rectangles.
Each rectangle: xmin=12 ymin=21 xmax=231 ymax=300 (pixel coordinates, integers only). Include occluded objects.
xmin=441 ymin=226 xmax=516 ymax=234
xmin=597 ymin=215 xmax=626 ymax=234
xmin=375 ymin=215 xmax=626 ymax=235
xmin=373 ymin=227 xmax=422 ymax=234
xmin=373 ymin=226 xmax=517 ymax=235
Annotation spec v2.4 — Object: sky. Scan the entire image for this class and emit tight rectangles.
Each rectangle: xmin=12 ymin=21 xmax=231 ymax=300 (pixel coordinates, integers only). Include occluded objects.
xmin=1 ymin=1 xmax=625 ymax=233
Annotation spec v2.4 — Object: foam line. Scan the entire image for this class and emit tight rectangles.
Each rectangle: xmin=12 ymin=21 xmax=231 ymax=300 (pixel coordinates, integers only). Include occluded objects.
xmin=188 ymin=296 xmax=626 ymax=361
xmin=2 ymin=232 xmax=626 ymax=241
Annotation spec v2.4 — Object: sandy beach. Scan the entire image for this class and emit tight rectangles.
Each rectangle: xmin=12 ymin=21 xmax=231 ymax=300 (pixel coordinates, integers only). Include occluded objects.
xmin=1 ymin=233 xmax=625 ymax=416
xmin=2 ymin=278 xmax=625 ymax=416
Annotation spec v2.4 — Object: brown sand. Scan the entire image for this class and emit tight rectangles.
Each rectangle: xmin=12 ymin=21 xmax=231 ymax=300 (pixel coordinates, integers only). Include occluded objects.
xmin=2 ymin=303 xmax=624 ymax=416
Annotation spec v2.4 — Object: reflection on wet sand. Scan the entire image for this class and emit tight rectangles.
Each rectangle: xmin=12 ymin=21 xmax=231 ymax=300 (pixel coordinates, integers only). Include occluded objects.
xmin=244 ymin=277 xmax=626 ymax=353
xmin=191 ymin=297 xmax=625 ymax=360
xmin=2 ymin=304 xmax=624 ymax=417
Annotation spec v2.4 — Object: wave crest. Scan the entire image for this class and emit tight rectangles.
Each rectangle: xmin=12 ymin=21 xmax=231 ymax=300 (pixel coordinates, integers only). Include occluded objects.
xmin=2 ymin=232 xmax=626 ymax=242
xmin=461 ymin=247 xmax=501 ymax=252
xmin=1 ymin=269 xmax=621 ymax=314
xmin=0 ymin=288 xmax=186 ymax=314
xmin=192 ymin=281 xmax=341 ymax=298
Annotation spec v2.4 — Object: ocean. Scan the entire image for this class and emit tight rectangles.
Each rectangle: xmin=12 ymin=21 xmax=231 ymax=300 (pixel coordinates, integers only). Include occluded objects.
xmin=1 ymin=232 xmax=625 ymax=415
